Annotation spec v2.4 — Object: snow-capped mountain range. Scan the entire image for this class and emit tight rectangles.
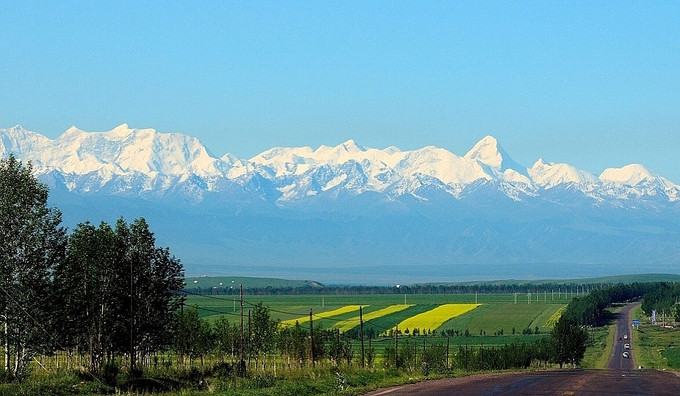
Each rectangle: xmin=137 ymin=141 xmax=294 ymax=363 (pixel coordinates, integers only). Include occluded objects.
xmin=2 ymin=124 xmax=679 ymax=283
xmin=2 ymin=124 xmax=678 ymax=205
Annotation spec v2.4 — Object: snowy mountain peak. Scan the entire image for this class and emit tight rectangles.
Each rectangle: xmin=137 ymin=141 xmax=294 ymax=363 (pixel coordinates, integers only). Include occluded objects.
xmin=464 ymin=135 xmax=504 ymax=168
xmin=463 ymin=135 xmax=528 ymax=179
xmin=529 ymin=158 xmax=598 ymax=189
xmin=339 ymin=139 xmax=365 ymax=153
xmin=64 ymin=125 xmax=83 ymax=135
xmin=112 ymin=123 xmax=132 ymax=132
xmin=0 ymin=125 xmax=52 ymax=160
xmin=1 ymin=124 xmax=678 ymax=205
xmin=600 ymin=164 xmax=655 ymax=185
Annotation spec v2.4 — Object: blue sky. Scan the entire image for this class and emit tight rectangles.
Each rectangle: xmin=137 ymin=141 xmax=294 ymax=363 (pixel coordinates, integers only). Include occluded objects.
xmin=2 ymin=2 xmax=679 ymax=182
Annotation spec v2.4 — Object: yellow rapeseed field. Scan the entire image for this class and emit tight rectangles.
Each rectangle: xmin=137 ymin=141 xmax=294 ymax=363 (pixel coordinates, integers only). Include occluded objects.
xmin=396 ymin=304 xmax=480 ymax=333
xmin=281 ymin=305 xmax=363 ymax=328
xmin=544 ymin=306 xmax=566 ymax=328
xmin=334 ymin=305 xmax=414 ymax=333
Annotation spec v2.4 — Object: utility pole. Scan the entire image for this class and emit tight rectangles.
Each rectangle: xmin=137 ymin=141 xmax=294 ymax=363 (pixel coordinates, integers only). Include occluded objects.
xmin=247 ymin=310 xmax=252 ymax=368
xmin=446 ymin=336 xmax=450 ymax=369
xmin=394 ymin=324 xmax=399 ymax=369
xmin=465 ymin=343 xmax=468 ymax=370
xmin=239 ymin=284 xmax=245 ymax=374
xmin=129 ymin=258 xmax=135 ymax=373
xmin=309 ymin=309 xmax=315 ymax=367
xmin=360 ymin=306 xmax=365 ymax=368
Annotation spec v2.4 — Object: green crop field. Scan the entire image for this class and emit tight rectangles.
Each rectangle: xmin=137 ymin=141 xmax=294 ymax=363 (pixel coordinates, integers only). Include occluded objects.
xmin=184 ymin=293 xmax=566 ymax=342
xmin=436 ymin=302 xmax=566 ymax=335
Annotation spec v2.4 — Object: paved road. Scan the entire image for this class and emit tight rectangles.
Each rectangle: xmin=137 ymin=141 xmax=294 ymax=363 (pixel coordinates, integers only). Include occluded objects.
xmin=607 ymin=302 xmax=638 ymax=370
xmin=364 ymin=303 xmax=680 ymax=395
xmin=364 ymin=369 xmax=680 ymax=395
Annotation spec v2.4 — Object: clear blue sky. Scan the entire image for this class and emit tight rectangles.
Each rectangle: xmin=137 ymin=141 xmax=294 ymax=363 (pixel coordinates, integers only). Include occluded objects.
xmin=2 ymin=1 xmax=679 ymax=182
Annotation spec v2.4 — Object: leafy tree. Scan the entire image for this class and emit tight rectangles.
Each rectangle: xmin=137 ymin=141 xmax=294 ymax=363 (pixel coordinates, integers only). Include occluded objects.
xmin=249 ymin=302 xmax=278 ymax=369
xmin=55 ymin=217 xmax=184 ymax=374
xmin=277 ymin=322 xmax=307 ymax=368
xmin=53 ymin=221 xmax=124 ymax=372
xmin=327 ymin=329 xmax=343 ymax=366
xmin=550 ymin=316 xmax=588 ymax=368
xmin=116 ymin=218 xmax=184 ymax=372
xmin=422 ymin=343 xmax=448 ymax=375
xmin=174 ymin=307 xmax=202 ymax=365
xmin=0 ymin=155 xmax=67 ymax=380
xmin=213 ymin=316 xmax=239 ymax=362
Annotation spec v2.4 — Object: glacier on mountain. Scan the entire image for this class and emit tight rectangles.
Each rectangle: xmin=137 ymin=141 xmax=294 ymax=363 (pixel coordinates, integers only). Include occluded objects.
xmin=1 ymin=124 xmax=677 ymax=205
xmin=2 ymin=124 xmax=679 ymax=283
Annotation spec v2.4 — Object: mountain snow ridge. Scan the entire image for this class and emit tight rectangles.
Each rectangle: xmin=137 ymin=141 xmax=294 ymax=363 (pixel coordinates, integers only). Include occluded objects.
xmin=1 ymin=124 xmax=678 ymax=205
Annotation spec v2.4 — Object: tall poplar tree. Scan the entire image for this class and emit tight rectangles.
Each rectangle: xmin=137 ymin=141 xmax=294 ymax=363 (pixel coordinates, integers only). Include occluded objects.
xmin=0 ymin=155 xmax=66 ymax=380
xmin=53 ymin=221 xmax=124 ymax=371
xmin=116 ymin=217 xmax=184 ymax=372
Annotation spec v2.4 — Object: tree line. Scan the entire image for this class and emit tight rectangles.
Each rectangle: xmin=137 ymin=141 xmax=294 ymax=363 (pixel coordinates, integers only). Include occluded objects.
xmin=188 ymin=283 xmax=608 ymax=296
xmin=560 ymin=282 xmax=673 ymax=327
xmin=0 ymin=155 xmax=184 ymax=381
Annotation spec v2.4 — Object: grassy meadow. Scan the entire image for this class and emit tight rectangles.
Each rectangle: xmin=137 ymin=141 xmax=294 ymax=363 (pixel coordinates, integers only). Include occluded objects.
xmin=185 ymin=292 xmax=568 ymax=345
xmin=630 ymin=306 xmax=680 ymax=370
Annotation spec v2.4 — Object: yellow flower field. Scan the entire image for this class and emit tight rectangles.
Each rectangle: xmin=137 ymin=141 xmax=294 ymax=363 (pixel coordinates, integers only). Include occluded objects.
xmin=396 ymin=304 xmax=480 ymax=332
xmin=544 ymin=306 xmax=566 ymax=328
xmin=334 ymin=305 xmax=414 ymax=333
xmin=281 ymin=305 xmax=364 ymax=328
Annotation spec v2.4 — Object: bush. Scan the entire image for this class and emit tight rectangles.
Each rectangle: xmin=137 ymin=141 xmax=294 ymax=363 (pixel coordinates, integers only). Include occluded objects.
xmin=100 ymin=360 xmax=121 ymax=387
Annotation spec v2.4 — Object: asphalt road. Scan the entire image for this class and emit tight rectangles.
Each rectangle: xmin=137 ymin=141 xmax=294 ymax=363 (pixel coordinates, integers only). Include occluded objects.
xmin=364 ymin=303 xmax=680 ymax=395
xmin=607 ymin=302 xmax=638 ymax=370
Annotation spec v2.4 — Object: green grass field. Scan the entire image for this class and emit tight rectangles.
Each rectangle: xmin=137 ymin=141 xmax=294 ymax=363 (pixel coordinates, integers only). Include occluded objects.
xmin=579 ymin=306 xmax=620 ymax=369
xmin=437 ymin=302 xmax=566 ymax=335
xmin=631 ymin=306 xmax=680 ymax=370
xmin=185 ymin=293 xmax=566 ymax=342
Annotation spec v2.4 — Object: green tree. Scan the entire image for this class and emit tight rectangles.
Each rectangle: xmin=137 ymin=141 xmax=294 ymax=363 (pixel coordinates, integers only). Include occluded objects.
xmin=213 ymin=316 xmax=239 ymax=362
xmin=53 ymin=221 xmax=124 ymax=372
xmin=116 ymin=218 xmax=184 ymax=372
xmin=249 ymin=302 xmax=278 ymax=370
xmin=57 ymin=217 xmax=184 ymax=374
xmin=174 ymin=307 xmax=202 ymax=365
xmin=550 ymin=316 xmax=588 ymax=368
xmin=0 ymin=155 xmax=67 ymax=380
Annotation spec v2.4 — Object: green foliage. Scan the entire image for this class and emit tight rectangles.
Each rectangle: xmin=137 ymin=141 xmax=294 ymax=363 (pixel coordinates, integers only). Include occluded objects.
xmin=550 ymin=316 xmax=588 ymax=367
xmin=0 ymin=155 xmax=67 ymax=380
xmin=53 ymin=217 xmax=184 ymax=374
xmin=421 ymin=342 xmax=448 ymax=375
xmin=661 ymin=348 xmax=680 ymax=368
xmin=579 ymin=314 xmax=616 ymax=369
